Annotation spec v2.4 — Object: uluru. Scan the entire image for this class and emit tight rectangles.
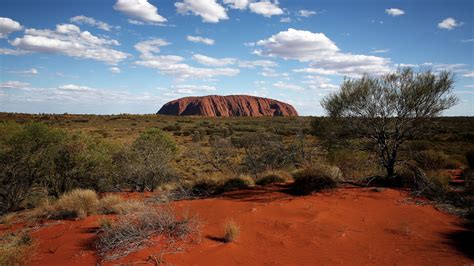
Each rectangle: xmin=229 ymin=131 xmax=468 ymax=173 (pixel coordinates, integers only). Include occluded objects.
xmin=157 ymin=95 xmax=299 ymax=117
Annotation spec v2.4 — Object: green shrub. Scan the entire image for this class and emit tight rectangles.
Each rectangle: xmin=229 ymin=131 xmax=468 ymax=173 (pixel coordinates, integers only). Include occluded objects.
xmin=124 ymin=128 xmax=178 ymax=192
xmin=0 ymin=122 xmax=65 ymax=214
xmin=291 ymin=164 xmax=339 ymax=195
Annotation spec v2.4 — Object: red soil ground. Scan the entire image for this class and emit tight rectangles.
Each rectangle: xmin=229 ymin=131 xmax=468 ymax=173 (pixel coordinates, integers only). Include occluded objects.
xmin=7 ymin=186 xmax=473 ymax=265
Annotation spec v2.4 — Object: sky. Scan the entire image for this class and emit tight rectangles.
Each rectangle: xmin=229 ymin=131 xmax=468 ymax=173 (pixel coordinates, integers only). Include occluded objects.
xmin=0 ymin=0 xmax=473 ymax=116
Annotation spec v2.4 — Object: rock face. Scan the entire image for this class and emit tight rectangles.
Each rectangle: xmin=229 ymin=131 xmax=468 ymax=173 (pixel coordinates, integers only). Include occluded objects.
xmin=157 ymin=95 xmax=298 ymax=117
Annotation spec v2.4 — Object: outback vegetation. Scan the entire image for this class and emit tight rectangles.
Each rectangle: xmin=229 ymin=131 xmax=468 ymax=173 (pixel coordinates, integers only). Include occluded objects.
xmin=0 ymin=68 xmax=473 ymax=265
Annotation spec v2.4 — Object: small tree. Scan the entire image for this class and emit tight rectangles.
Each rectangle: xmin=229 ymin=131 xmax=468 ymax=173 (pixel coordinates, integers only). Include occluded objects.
xmin=125 ymin=128 xmax=177 ymax=192
xmin=321 ymin=68 xmax=457 ymax=179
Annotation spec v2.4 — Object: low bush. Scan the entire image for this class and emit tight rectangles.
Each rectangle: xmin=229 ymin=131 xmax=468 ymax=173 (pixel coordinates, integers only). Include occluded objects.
xmin=97 ymin=195 xmax=124 ymax=214
xmin=0 ymin=232 xmax=34 ymax=265
xmin=413 ymin=150 xmax=451 ymax=170
xmin=216 ymin=176 xmax=254 ymax=194
xmin=223 ymin=220 xmax=239 ymax=243
xmin=96 ymin=206 xmax=198 ymax=260
xmin=291 ymin=164 xmax=339 ymax=195
xmin=256 ymin=171 xmax=292 ymax=186
xmin=34 ymin=189 xmax=99 ymax=220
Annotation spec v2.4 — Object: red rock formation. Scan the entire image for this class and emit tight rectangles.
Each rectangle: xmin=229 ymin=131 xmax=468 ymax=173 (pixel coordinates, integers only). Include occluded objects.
xmin=157 ymin=95 xmax=298 ymax=117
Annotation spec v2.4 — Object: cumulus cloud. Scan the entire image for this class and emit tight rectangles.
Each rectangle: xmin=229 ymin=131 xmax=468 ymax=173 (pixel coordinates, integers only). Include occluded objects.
xmin=298 ymin=10 xmax=317 ymax=17
xmin=134 ymin=38 xmax=239 ymax=79
xmin=70 ymin=15 xmax=120 ymax=31
xmin=385 ymin=8 xmax=405 ymax=16
xmin=0 ymin=81 xmax=30 ymax=89
xmin=223 ymin=0 xmax=249 ymax=10
xmin=249 ymin=1 xmax=283 ymax=17
xmin=186 ymin=35 xmax=215 ymax=45
xmin=175 ymin=0 xmax=228 ymax=23
xmin=10 ymin=24 xmax=130 ymax=65
xmin=114 ymin=0 xmax=167 ymax=24
xmin=0 ymin=17 xmax=23 ymax=38
xmin=256 ymin=28 xmax=391 ymax=77
xmin=438 ymin=17 xmax=463 ymax=30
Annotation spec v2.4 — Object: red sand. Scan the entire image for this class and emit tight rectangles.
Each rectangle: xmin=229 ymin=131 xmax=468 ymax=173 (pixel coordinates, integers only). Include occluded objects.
xmin=21 ymin=187 xmax=472 ymax=265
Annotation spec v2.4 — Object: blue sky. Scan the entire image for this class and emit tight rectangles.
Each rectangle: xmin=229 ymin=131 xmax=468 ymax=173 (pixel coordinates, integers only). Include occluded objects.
xmin=0 ymin=0 xmax=473 ymax=115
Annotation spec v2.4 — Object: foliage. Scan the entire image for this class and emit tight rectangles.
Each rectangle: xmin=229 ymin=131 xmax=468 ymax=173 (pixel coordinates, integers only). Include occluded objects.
xmin=0 ymin=231 xmax=34 ymax=266
xmin=124 ymin=128 xmax=178 ymax=192
xmin=0 ymin=122 xmax=65 ymax=214
xmin=291 ymin=164 xmax=340 ymax=195
xmin=321 ymin=68 xmax=457 ymax=178
xmin=255 ymin=171 xmax=292 ymax=186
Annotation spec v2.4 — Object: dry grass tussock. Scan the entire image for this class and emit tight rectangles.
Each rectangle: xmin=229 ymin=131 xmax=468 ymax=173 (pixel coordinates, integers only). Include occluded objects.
xmin=0 ymin=231 xmax=34 ymax=265
xmin=224 ymin=220 xmax=240 ymax=243
xmin=96 ymin=205 xmax=199 ymax=260
xmin=291 ymin=163 xmax=341 ymax=195
xmin=256 ymin=170 xmax=292 ymax=186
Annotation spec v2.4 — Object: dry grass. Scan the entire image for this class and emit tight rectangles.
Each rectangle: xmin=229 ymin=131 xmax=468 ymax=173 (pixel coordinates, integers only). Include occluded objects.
xmin=291 ymin=163 xmax=340 ymax=195
xmin=256 ymin=170 xmax=292 ymax=186
xmin=0 ymin=231 xmax=34 ymax=265
xmin=96 ymin=205 xmax=199 ymax=260
xmin=223 ymin=220 xmax=240 ymax=243
xmin=97 ymin=195 xmax=124 ymax=214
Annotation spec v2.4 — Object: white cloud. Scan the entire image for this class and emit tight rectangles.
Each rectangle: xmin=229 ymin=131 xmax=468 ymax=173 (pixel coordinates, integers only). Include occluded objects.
xmin=249 ymin=1 xmax=283 ymax=17
xmin=463 ymin=71 xmax=474 ymax=77
xmin=461 ymin=38 xmax=474 ymax=43
xmin=166 ymin=84 xmax=217 ymax=95
xmin=0 ymin=17 xmax=23 ymax=38
xmin=464 ymin=85 xmax=474 ymax=88
xmin=385 ymin=8 xmax=405 ymax=16
xmin=193 ymin=54 xmax=236 ymax=66
xmin=256 ymin=28 xmax=391 ymax=77
xmin=192 ymin=54 xmax=278 ymax=71
xmin=273 ymin=81 xmax=304 ymax=91
xmin=109 ymin=67 xmax=121 ymax=73
xmin=8 ymin=68 xmax=38 ymax=75
xmin=298 ymin=10 xmax=317 ymax=17
xmin=175 ymin=0 xmax=228 ymax=23
xmin=223 ymin=0 xmax=249 ymax=10
xmin=301 ymin=75 xmax=338 ymax=91
xmin=371 ymin=48 xmax=390 ymax=54
xmin=11 ymin=24 xmax=130 ymax=65
xmin=186 ymin=35 xmax=215 ymax=45
xmin=0 ymin=48 xmax=29 ymax=55
xmin=70 ymin=15 xmax=120 ymax=31
xmin=0 ymin=80 xmax=30 ymax=89
xmin=114 ymin=0 xmax=167 ymax=23
xmin=280 ymin=17 xmax=291 ymax=23
xmin=438 ymin=17 xmax=463 ymax=30
xmin=134 ymin=39 xmax=240 ymax=79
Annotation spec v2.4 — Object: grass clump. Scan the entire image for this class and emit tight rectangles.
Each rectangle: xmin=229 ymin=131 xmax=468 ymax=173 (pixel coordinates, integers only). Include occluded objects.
xmin=256 ymin=171 xmax=292 ymax=186
xmin=0 ymin=232 xmax=34 ymax=266
xmin=97 ymin=195 xmax=124 ymax=214
xmin=216 ymin=176 xmax=254 ymax=194
xmin=52 ymin=189 xmax=99 ymax=219
xmin=291 ymin=164 xmax=340 ymax=195
xmin=96 ymin=206 xmax=198 ymax=260
xmin=223 ymin=220 xmax=240 ymax=243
